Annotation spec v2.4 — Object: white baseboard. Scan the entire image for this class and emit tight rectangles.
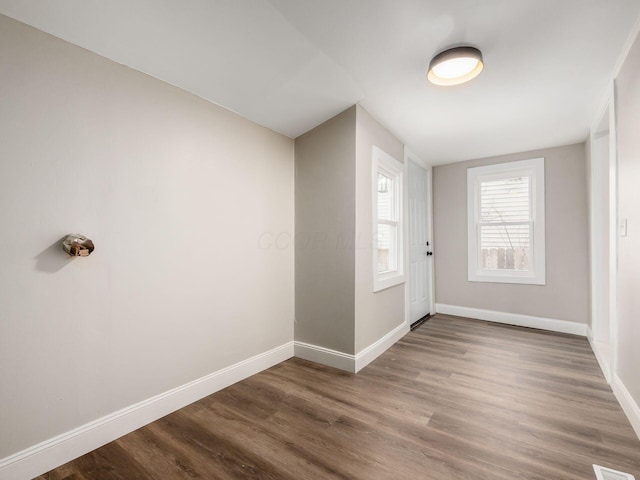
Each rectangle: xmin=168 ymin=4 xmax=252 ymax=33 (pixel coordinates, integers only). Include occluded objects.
xmin=355 ymin=322 xmax=409 ymax=372
xmin=612 ymin=374 xmax=640 ymax=441
xmin=294 ymin=322 xmax=409 ymax=374
xmin=587 ymin=328 xmax=640 ymax=441
xmin=0 ymin=341 xmax=294 ymax=480
xmin=294 ymin=341 xmax=356 ymax=373
xmin=435 ymin=304 xmax=588 ymax=336
xmin=586 ymin=326 xmax=613 ymax=384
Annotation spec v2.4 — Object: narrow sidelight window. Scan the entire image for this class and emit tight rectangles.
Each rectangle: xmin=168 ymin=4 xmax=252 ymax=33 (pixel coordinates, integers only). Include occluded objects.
xmin=373 ymin=146 xmax=404 ymax=292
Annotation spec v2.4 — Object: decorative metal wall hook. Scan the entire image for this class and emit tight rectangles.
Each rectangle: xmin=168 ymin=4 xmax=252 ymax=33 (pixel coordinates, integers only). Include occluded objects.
xmin=62 ymin=234 xmax=95 ymax=257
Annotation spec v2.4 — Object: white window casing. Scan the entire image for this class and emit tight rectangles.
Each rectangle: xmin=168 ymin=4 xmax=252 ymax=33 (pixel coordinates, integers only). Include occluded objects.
xmin=372 ymin=146 xmax=405 ymax=292
xmin=467 ymin=158 xmax=546 ymax=285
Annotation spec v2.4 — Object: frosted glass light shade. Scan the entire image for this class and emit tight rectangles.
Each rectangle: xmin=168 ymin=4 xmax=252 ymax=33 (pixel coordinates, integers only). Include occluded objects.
xmin=428 ymin=46 xmax=484 ymax=86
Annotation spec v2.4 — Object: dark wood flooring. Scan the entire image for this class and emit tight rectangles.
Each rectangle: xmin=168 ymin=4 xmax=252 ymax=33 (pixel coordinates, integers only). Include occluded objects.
xmin=37 ymin=314 xmax=640 ymax=479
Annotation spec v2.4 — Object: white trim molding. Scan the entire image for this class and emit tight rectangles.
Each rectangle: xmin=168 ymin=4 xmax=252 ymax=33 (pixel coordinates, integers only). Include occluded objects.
xmin=586 ymin=325 xmax=613 ymax=384
xmin=294 ymin=341 xmax=356 ymax=373
xmin=587 ymin=324 xmax=594 ymax=342
xmin=588 ymin=80 xmax=618 ymax=387
xmin=294 ymin=322 xmax=409 ymax=374
xmin=403 ymin=145 xmax=432 ymax=171
xmin=0 ymin=342 xmax=294 ymax=480
xmin=403 ymin=148 xmax=411 ymax=328
xmin=435 ymin=304 xmax=587 ymax=336
xmin=612 ymin=374 xmax=640 ymax=441
xmin=467 ymin=158 xmax=546 ymax=285
xmin=355 ymin=322 xmax=409 ymax=372
xmin=372 ymin=146 xmax=405 ymax=292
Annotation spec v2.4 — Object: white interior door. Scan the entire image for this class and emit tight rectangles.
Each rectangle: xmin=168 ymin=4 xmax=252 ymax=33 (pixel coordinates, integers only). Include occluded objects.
xmin=408 ymin=160 xmax=433 ymax=323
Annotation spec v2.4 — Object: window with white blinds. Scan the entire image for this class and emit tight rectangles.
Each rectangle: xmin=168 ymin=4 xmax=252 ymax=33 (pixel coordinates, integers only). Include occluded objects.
xmin=467 ymin=158 xmax=546 ymax=284
xmin=372 ymin=146 xmax=404 ymax=292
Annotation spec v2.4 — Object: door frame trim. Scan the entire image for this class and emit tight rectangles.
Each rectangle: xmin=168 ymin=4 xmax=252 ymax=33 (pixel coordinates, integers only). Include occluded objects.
xmin=403 ymin=147 xmax=435 ymax=328
xmin=588 ymin=80 xmax=618 ymax=384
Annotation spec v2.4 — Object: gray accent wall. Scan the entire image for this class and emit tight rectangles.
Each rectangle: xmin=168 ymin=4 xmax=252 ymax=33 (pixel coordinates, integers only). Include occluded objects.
xmin=294 ymin=105 xmax=407 ymax=356
xmin=615 ymin=32 xmax=640 ymax=413
xmin=0 ymin=14 xmax=294 ymax=459
xmin=433 ymin=143 xmax=589 ymax=324
xmin=294 ymin=107 xmax=356 ymax=354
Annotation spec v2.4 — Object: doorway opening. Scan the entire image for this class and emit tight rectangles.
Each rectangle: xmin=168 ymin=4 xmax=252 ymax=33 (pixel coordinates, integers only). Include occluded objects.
xmin=589 ymin=89 xmax=618 ymax=383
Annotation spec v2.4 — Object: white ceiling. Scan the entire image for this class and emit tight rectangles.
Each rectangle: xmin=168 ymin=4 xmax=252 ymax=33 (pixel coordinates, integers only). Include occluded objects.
xmin=0 ymin=0 xmax=638 ymax=164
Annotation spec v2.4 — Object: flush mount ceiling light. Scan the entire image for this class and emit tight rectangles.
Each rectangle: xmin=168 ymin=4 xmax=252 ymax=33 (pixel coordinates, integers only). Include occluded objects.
xmin=427 ymin=46 xmax=484 ymax=86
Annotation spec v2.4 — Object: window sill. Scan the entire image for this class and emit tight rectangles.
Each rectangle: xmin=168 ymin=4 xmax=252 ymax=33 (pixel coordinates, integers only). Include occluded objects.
xmin=374 ymin=273 xmax=405 ymax=292
xmin=468 ymin=271 xmax=545 ymax=285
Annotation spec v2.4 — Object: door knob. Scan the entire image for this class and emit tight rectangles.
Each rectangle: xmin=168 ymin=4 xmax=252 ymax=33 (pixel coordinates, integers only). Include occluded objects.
xmin=426 ymin=251 xmax=433 ymax=256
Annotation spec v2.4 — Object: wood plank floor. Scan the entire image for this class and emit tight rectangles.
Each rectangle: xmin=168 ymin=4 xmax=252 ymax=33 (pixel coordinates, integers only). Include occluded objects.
xmin=37 ymin=315 xmax=640 ymax=479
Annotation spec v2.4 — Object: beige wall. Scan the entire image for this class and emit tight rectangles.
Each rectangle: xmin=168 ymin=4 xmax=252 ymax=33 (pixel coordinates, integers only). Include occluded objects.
xmin=294 ymin=105 xmax=407 ymax=356
xmin=433 ymin=143 xmax=589 ymax=324
xmin=615 ymin=32 xmax=640 ymax=409
xmin=294 ymin=107 xmax=356 ymax=354
xmin=0 ymin=14 xmax=294 ymax=459
xmin=354 ymin=106 xmax=405 ymax=352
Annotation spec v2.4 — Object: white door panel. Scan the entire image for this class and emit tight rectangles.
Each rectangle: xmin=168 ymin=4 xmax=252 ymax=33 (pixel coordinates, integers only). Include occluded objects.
xmin=408 ymin=160 xmax=433 ymax=323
